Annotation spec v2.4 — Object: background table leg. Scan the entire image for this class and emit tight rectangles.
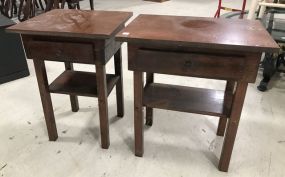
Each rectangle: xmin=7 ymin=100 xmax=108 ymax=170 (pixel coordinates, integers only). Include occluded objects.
xmin=96 ymin=65 xmax=110 ymax=149
xmin=114 ymin=48 xmax=124 ymax=118
xmin=145 ymin=73 xmax=154 ymax=126
xmin=134 ymin=71 xmax=144 ymax=157
xmin=33 ymin=59 xmax=58 ymax=141
xmin=219 ymin=82 xmax=248 ymax=172
xmin=217 ymin=81 xmax=235 ymax=136
xmin=64 ymin=62 xmax=79 ymax=112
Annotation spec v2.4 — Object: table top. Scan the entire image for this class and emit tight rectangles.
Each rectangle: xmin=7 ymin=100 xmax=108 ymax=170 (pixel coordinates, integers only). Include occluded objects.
xmin=116 ymin=14 xmax=280 ymax=53
xmin=7 ymin=9 xmax=133 ymax=39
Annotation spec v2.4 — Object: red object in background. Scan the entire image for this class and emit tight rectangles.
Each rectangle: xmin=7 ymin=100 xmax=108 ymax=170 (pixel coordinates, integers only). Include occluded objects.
xmin=214 ymin=0 xmax=247 ymax=18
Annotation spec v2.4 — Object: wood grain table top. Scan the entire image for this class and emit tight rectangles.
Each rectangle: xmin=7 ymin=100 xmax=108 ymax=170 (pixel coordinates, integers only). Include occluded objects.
xmin=116 ymin=14 xmax=280 ymax=53
xmin=7 ymin=9 xmax=133 ymax=39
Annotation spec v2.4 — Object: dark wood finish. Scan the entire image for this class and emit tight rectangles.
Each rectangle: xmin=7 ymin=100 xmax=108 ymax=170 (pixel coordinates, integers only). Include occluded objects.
xmin=128 ymin=48 xmax=261 ymax=83
xmin=22 ymin=35 xmax=123 ymax=65
xmin=33 ymin=59 xmax=58 ymax=141
xmin=8 ymin=10 xmax=132 ymax=149
xmin=114 ymin=48 xmax=124 ymax=117
xmin=219 ymin=82 xmax=248 ymax=172
xmin=144 ymin=83 xmax=225 ymax=117
xmin=64 ymin=62 xmax=79 ymax=112
xmin=7 ymin=9 xmax=133 ymax=39
xmin=27 ymin=40 xmax=94 ymax=64
xmin=134 ymin=71 xmax=144 ymax=157
xmin=217 ymin=81 xmax=235 ymax=136
xmin=118 ymin=14 xmax=279 ymax=172
xmin=96 ymin=65 xmax=110 ymax=149
xmin=89 ymin=0 xmax=94 ymax=10
xmin=116 ymin=14 xmax=279 ymax=53
xmin=49 ymin=70 xmax=119 ymax=97
xmin=145 ymin=73 xmax=154 ymax=126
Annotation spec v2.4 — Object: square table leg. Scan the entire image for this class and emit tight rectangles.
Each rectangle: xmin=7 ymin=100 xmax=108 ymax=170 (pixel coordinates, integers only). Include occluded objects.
xmin=114 ymin=48 xmax=124 ymax=118
xmin=33 ymin=59 xmax=58 ymax=141
xmin=219 ymin=82 xmax=248 ymax=172
xmin=96 ymin=64 xmax=110 ymax=149
xmin=217 ymin=80 xmax=235 ymax=136
xmin=134 ymin=71 xmax=144 ymax=157
xmin=145 ymin=73 xmax=154 ymax=126
xmin=64 ymin=62 xmax=79 ymax=112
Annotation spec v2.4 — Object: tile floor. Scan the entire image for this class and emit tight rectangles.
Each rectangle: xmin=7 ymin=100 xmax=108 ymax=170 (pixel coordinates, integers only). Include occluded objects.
xmin=1 ymin=0 xmax=285 ymax=176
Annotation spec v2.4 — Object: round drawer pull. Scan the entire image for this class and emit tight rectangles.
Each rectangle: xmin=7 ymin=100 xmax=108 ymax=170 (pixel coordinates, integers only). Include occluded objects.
xmin=185 ymin=60 xmax=192 ymax=68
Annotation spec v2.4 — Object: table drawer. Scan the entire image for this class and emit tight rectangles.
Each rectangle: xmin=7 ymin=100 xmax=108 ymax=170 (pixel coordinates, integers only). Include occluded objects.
xmin=129 ymin=49 xmax=246 ymax=80
xmin=25 ymin=40 xmax=94 ymax=64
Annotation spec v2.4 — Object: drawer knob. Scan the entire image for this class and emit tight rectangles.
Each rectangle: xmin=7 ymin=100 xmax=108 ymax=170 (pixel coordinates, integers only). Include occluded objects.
xmin=185 ymin=60 xmax=192 ymax=68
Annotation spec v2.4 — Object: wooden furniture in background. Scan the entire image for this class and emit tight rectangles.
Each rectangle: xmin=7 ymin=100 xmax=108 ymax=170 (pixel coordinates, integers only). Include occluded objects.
xmin=116 ymin=14 xmax=279 ymax=172
xmin=0 ymin=0 xmax=94 ymax=21
xmin=7 ymin=9 xmax=132 ymax=149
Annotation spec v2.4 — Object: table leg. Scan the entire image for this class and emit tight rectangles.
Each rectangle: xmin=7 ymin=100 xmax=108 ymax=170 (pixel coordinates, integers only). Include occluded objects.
xmin=134 ymin=71 xmax=144 ymax=157
xmin=145 ymin=73 xmax=154 ymax=126
xmin=96 ymin=64 xmax=110 ymax=149
xmin=64 ymin=62 xmax=79 ymax=112
xmin=217 ymin=81 xmax=235 ymax=136
xmin=114 ymin=48 xmax=124 ymax=118
xmin=89 ymin=0 xmax=94 ymax=10
xmin=219 ymin=82 xmax=248 ymax=172
xmin=33 ymin=59 xmax=58 ymax=141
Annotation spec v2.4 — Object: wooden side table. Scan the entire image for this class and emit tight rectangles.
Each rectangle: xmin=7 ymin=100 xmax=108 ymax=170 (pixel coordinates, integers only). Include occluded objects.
xmin=116 ymin=15 xmax=279 ymax=171
xmin=7 ymin=9 xmax=132 ymax=149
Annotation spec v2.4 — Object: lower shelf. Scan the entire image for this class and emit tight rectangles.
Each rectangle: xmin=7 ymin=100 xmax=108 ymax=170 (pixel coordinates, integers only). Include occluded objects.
xmin=143 ymin=83 xmax=225 ymax=117
xmin=49 ymin=70 xmax=119 ymax=97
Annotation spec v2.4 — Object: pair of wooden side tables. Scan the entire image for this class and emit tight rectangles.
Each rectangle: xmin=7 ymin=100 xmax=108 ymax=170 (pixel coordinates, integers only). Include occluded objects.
xmin=7 ymin=9 xmax=279 ymax=172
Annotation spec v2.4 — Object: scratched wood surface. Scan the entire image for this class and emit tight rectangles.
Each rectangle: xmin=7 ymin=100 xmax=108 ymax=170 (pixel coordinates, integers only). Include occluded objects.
xmin=7 ymin=9 xmax=133 ymax=38
xmin=116 ymin=14 xmax=280 ymax=52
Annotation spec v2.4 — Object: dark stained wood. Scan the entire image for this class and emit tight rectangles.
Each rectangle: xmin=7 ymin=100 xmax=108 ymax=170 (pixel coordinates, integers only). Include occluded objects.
xmin=64 ymin=62 xmax=79 ymax=112
xmin=134 ymin=71 xmax=144 ymax=157
xmin=49 ymin=70 xmax=119 ymax=97
xmin=116 ymin=14 xmax=279 ymax=53
xmin=217 ymin=81 xmax=235 ymax=136
xmin=23 ymin=35 xmax=123 ymax=65
xmin=129 ymin=48 xmax=246 ymax=81
xmin=33 ymin=59 xmax=58 ymax=141
xmin=7 ymin=9 xmax=133 ymax=39
xmin=219 ymin=82 xmax=248 ymax=172
xmin=145 ymin=73 xmax=154 ymax=126
xmin=114 ymin=48 xmax=124 ymax=117
xmin=8 ymin=10 xmax=132 ymax=148
xmin=121 ymin=14 xmax=277 ymax=172
xmin=96 ymin=65 xmax=110 ymax=149
xmin=143 ymin=83 xmax=225 ymax=117
xmin=217 ymin=116 xmax=227 ymax=137
xmin=26 ymin=40 xmax=94 ymax=64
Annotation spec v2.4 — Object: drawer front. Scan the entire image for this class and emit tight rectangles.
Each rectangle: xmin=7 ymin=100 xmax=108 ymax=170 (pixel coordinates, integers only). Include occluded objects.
xmin=129 ymin=49 xmax=247 ymax=81
xmin=25 ymin=40 xmax=94 ymax=64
